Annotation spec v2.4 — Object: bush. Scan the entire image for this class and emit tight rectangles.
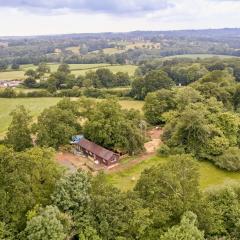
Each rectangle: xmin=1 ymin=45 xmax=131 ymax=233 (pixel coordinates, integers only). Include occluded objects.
xmin=214 ymin=147 xmax=240 ymax=171
xmin=158 ymin=144 xmax=171 ymax=156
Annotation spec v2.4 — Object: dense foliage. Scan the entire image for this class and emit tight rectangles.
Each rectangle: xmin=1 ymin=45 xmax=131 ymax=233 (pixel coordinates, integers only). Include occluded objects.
xmin=1 ymin=151 xmax=240 ymax=239
xmin=82 ymin=98 xmax=145 ymax=154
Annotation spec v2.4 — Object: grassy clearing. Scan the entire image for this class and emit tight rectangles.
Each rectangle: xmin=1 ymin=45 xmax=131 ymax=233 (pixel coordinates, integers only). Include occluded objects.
xmin=0 ymin=98 xmax=143 ymax=138
xmin=71 ymin=64 xmax=137 ymax=76
xmin=0 ymin=98 xmax=61 ymax=138
xmin=102 ymin=48 xmax=125 ymax=54
xmin=0 ymin=71 xmax=26 ymax=81
xmin=107 ymin=156 xmax=240 ymax=191
xmin=1 ymin=64 xmax=137 ymax=81
xmin=66 ymin=46 xmax=80 ymax=55
xmin=162 ymin=54 xmax=239 ymax=59
xmin=21 ymin=63 xmax=111 ymax=72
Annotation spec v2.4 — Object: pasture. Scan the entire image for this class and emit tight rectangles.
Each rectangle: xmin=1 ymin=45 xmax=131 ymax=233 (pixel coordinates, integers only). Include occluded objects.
xmin=107 ymin=155 xmax=240 ymax=191
xmin=0 ymin=70 xmax=26 ymax=81
xmin=66 ymin=46 xmax=80 ymax=54
xmin=0 ymin=63 xmax=137 ymax=81
xmin=162 ymin=54 xmax=240 ymax=59
xmin=0 ymin=98 xmax=144 ymax=138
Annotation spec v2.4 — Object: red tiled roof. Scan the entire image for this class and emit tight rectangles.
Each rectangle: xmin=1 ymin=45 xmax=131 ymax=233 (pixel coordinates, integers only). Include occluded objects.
xmin=77 ymin=138 xmax=118 ymax=161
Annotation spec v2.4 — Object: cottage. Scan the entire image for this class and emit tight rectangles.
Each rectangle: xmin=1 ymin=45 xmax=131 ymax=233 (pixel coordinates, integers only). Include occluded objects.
xmin=75 ymin=138 xmax=120 ymax=166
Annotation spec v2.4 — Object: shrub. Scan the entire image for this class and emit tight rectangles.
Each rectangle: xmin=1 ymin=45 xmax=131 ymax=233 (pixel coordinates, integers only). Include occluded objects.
xmin=158 ymin=144 xmax=171 ymax=156
xmin=214 ymin=147 xmax=240 ymax=171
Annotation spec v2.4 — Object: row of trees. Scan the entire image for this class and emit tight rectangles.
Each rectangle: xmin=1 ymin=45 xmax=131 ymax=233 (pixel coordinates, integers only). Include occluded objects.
xmin=1 ymin=152 xmax=240 ymax=239
xmin=23 ymin=63 xmax=131 ymax=92
xmin=5 ymin=98 xmax=144 ymax=155
xmin=131 ymin=57 xmax=240 ymax=100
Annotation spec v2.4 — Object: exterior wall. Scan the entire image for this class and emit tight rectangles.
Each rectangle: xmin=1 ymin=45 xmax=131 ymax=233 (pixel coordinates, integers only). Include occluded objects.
xmin=75 ymin=144 xmax=119 ymax=166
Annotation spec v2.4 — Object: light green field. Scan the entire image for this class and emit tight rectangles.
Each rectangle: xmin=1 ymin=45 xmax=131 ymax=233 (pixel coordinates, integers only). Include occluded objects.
xmin=0 ymin=98 xmax=143 ymax=138
xmin=0 ymin=64 xmax=137 ymax=81
xmin=66 ymin=46 xmax=80 ymax=55
xmin=21 ymin=63 xmax=111 ymax=72
xmin=107 ymin=156 xmax=240 ymax=191
xmin=102 ymin=48 xmax=125 ymax=54
xmin=71 ymin=65 xmax=137 ymax=76
xmin=163 ymin=54 xmax=239 ymax=59
xmin=0 ymin=98 xmax=61 ymax=138
xmin=0 ymin=71 xmax=26 ymax=80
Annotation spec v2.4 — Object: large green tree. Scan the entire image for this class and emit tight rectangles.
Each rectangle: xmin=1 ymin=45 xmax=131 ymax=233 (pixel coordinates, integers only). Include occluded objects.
xmin=5 ymin=105 xmax=33 ymax=151
xmin=135 ymin=154 xmax=202 ymax=238
xmin=34 ymin=99 xmax=81 ymax=149
xmin=131 ymin=70 xmax=175 ymax=100
xmin=0 ymin=146 xmax=63 ymax=230
xmin=83 ymin=98 xmax=144 ymax=154
xmin=24 ymin=206 xmax=71 ymax=240
xmin=143 ymin=89 xmax=176 ymax=125
xmin=160 ymin=211 xmax=205 ymax=240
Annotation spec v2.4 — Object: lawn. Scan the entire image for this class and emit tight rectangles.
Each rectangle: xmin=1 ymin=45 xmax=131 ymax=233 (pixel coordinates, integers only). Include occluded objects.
xmin=107 ymin=156 xmax=240 ymax=191
xmin=0 ymin=98 xmax=144 ymax=138
xmin=0 ymin=63 xmax=137 ymax=81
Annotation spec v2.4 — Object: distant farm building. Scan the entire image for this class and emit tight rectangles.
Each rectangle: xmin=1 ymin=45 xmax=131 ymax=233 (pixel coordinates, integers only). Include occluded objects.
xmin=74 ymin=137 xmax=120 ymax=166
xmin=0 ymin=80 xmax=22 ymax=88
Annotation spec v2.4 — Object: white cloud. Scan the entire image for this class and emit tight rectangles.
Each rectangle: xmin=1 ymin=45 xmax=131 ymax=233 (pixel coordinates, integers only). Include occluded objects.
xmin=0 ymin=0 xmax=240 ymax=36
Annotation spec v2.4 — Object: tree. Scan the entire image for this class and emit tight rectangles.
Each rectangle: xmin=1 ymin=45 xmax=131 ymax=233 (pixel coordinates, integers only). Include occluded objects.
xmin=24 ymin=69 xmax=38 ymax=88
xmin=0 ymin=61 xmax=8 ymax=71
xmin=115 ymin=72 xmax=131 ymax=86
xmin=160 ymin=212 xmax=205 ymax=240
xmin=135 ymin=154 xmax=201 ymax=237
xmin=0 ymin=146 xmax=63 ymax=230
xmin=24 ymin=77 xmax=37 ymax=88
xmin=52 ymin=171 xmax=91 ymax=216
xmin=90 ymin=174 xmax=151 ymax=240
xmin=36 ymin=63 xmax=51 ymax=81
xmin=5 ymin=105 xmax=33 ymax=151
xmin=131 ymin=70 xmax=175 ymax=100
xmin=24 ymin=206 xmax=71 ymax=240
xmin=144 ymin=89 xmax=176 ymax=125
xmin=83 ymin=98 xmax=144 ymax=154
xmin=11 ymin=63 xmax=20 ymax=70
xmin=214 ymin=147 xmax=240 ymax=171
xmin=57 ymin=64 xmax=71 ymax=74
xmin=205 ymin=185 xmax=240 ymax=238
xmin=52 ymin=171 xmax=93 ymax=238
xmin=25 ymin=69 xmax=37 ymax=79
xmin=192 ymin=70 xmax=236 ymax=108
xmin=95 ymin=68 xmax=116 ymax=88
xmin=34 ymin=99 xmax=81 ymax=149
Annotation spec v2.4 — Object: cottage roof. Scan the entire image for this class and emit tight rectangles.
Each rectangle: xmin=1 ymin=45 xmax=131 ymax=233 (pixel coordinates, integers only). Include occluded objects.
xmin=77 ymin=138 xmax=118 ymax=161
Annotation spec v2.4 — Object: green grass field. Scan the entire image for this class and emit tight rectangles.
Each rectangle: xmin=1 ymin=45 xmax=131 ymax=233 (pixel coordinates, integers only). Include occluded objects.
xmin=0 ymin=98 xmax=144 ymax=138
xmin=71 ymin=64 xmax=137 ymax=76
xmin=107 ymin=156 xmax=240 ymax=191
xmin=0 ymin=63 xmax=137 ymax=81
xmin=0 ymin=98 xmax=61 ymax=138
xmin=66 ymin=46 xmax=80 ymax=55
xmin=162 ymin=54 xmax=240 ymax=59
xmin=0 ymin=70 xmax=26 ymax=81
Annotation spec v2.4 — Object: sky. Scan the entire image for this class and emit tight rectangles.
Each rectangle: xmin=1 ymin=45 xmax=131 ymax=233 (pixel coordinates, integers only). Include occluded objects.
xmin=0 ymin=0 xmax=240 ymax=36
